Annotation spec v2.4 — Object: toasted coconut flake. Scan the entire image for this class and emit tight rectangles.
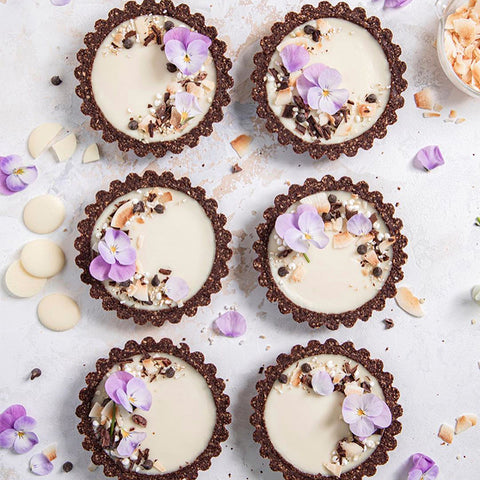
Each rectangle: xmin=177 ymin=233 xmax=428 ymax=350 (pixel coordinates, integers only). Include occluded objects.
xmin=290 ymin=265 xmax=305 ymax=283
xmin=231 ymin=134 xmax=252 ymax=158
xmin=202 ymin=79 xmax=215 ymax=92
xmin=344 ymin=382 xmax=364 ymax=396
xmin=453 ymin=18 xmax=476 ymax=45
xmin=42 ymin=444 xmax=57 ymax=462
xmin=291 ymin=369 xmax=302 ymax=387
xmin=456 ymin=117 xmax=466 ymax=124
xmin=395 ymin=287 xmax=424 ymax=317
xmin=433 ymin=103 xmax=444 ymax=112
xmin=414 ymin=88 xmax=434 ymax=110
xmin=132 ymin=282 xmax=149 ymax=302
xmin=379 ymin=237 xmax=396 ymax=252
xmin=100 ymin=400 xmax=115 ymax=424
xmin=423 ymin=112 xmax=441 ymax=118
xmin=186 ymin=82 xmax=203 ymax=98
xmin=142 ymin=357 xmax=156 ymax=375
xmin=158 ymin=191 xmax=173 ymax=203
xmin=89 ymin=402 xmax=103 ymax=418
xmin=166 ymin=82 xmax=181 ymax=94
xmin=300 ymin=192 xmax=330 ymax=213
xmin=449 ymin=109 xmax=458 ymax=118
xmin=153 ymin=460 xmax=166 ymax=473
xmin=438 ymin=423 xmax=454 ymax=444
xmin=288 ymin=71 xmax=302 ymax=87
xmin=333 ymin=372 xmax=345 ymax=384
xmin=358 ymin=103 xmax=376 ymax=117
xmin=455 ymin=414 xmax=477 ymax=434
xmin=340 ymin=441 xmax=364 ymax=459
xmin=364 ymin=250 xmax=379 ymax=266
xmin=110 ymin=201 xmax=134 ymax=229
xmin=324 ymin=462 xmax=342 ymax=477
xmin=333 ymin=231 xmax=354 ymax=249
xmin=275 ymin=88 xmax=293 ymax=106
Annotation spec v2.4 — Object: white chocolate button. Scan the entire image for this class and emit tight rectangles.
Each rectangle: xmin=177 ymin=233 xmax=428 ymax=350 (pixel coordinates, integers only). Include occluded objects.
xmin=51 ymin=132 xmax=77 ymax=162
xmin=37 ymin=294 xmax=80 ymax=331
xmin=28 ymin=123 xmax=63 ymax=158
xmin=4 ymin=260 xmax=47 ymax=297
xmin=82 ymin=143 xmax=100 ymax=164
xmin=20 ymin=240 xmax=65 ymax=278
xmin=23 ymin=195 xmax=66 ymax=234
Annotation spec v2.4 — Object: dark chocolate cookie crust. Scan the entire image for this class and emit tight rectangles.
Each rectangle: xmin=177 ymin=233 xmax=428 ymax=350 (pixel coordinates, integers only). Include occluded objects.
xmin=74 ymin=170 xmax=232 ymax=327
xmin=251 ymin=1 xmax=408 ymax=160
xmin=76 ymin=337 xmax=231 ymax=480
xmin=253 ymin=175 xmax=408 ymax=330
xmin=250 ymin=338 xmax=402 ymax=480
xmin=75 ymin=0 xmax=233 ymax=158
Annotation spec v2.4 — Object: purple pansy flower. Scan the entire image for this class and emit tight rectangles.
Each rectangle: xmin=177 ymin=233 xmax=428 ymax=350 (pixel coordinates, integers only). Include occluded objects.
xmin=275 ymin=204 xmax=329 ymax=254
xmin=347 ymin=213 xmax=373 ymax=236
xmin=117 ymin=430 xmax=146 ymax=458
xmin=105 ymin=371 xmax=152 ymax=413
xmin=89 ymin=228 xmax=136 ymax=283
xmin=214 ymin=311 xmax=247 ymax=338
xmin=164 ymin=27 xmax=211 ymax=75
xmin=164 ymin=276 xmax=189 ymax=302
xmin=280 ymin=44 xmax=310 ymax=73
xmin=311 ymin=371 xmax=334 ymax=396
xmin=30 ymin=453 xmax=54 ymax=476
xmin=0 ymin=405 xmax=39 ymax=454
xmin=174 ymin=91 xmax=203 ymax=125
xmin=342 ymin=393 xmax=392 ymax=437
xmin=408 ymin=453 xmax=439 ymax=480
xmin=413 ymin=146 xmax=444 ymax=172
xmin=0 ymin=155 xmax=38 ymax=195
xmin=296 ymin=63 xmax=349 ymax=114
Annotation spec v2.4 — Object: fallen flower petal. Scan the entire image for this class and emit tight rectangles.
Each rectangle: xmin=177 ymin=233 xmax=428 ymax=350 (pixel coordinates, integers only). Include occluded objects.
xmin=384 ymin=0 xmax=413 ymax=8
xmin=214 ymin=311 xmax=247 ymax=337
xmin=311 ymin=371 xmax=334 ymax=396
xmin=50 ymin=0 xmax=71 ymax=5
xmin=280 ymin=44 xmax=310 ymax=73
xmin=347 ymin=213 xmax=373 ymax=236
xmin=408 ymin=453 xmax=439 ymax=480
xmin=30 ymin=453 xmax=54 ymax=476
xmin=117 ymin=430 xmax=146 ymax=457
xmin=413 ymin=145 xmax=444 ymax=171
xmin=164 ymin=276 xmax=189 ymax=302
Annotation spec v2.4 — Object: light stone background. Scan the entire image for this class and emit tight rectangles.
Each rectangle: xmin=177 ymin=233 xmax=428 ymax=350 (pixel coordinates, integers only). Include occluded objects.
xmin=0 ymin=0 xmax=479 ymax=479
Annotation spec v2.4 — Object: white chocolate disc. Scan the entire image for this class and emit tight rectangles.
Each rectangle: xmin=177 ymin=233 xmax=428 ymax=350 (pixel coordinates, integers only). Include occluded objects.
xmin=37 ymin=294 xmax=80 ymax=331
xmin=4 ymin=260 xmax=47 ymax=297
xmin=20 ymin=239 xmax=65 ymax=278
xmin=23 ymin=195 xmax=66 ymax=234
xmin=28 ymin=122 xmax=63 ymax=158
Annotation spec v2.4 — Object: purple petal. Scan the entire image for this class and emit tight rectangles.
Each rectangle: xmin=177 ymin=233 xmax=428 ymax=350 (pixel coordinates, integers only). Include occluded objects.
xmin=117 ymin=431 xmax=146 ymax=457
xmin=361 ymin=393 xmax=384 ymax=418
xmin=296 ymin=204 xmax=317 ymax=215
xmin=424 ymin=465 xmax=440 ymax=480
xmin=98 ymin=240 xmax=116 ymax=265
xmin=316 ymin=65 xmax=342 ymax=90
xmin=0 ymin=155 xmax=23 ymax=175
xmin=0 ymin=172 xmax=15 ymax=195
xmin=50 ymin=0 xmax=71 ymax=5
xmin=297 ymin=210 xmax=325 ymax=235
xmin=175 ymin=91 xmax=203 ymax=118
xmin=13 ymin=416 xmax=36 ymax=432
xmin=349 ymin=416 xmax=376 ymax=437
xmin=0 ymin=405 xmax=26 ymax=432
xmin=311 ymin=371 xmax=334 ymax=396
xmin=347 ymin=213 xmax=373 ymax=236
xmin=13 ymin=431 xmax=38 ymax=454
xmin=284 ymin=228 xmax=309 ymax=253
xmin=89 ymin=255 xmax=112 ymax=281
xmin=414 ymin=146 xmax=444 ymax=172
xmin=164 ymin=27 xmax=211 ymax=47
xmin=371 ymin=401 xmax=392 ymax=429
xmin=296 ymin=73 xmax=316 ymax=105
xmin=115 ymin=246 xmax=136 ymax=266
xmin=108 ymin=262 xmax=136 ymax=283
xmin=0 ymin=429 xmax=16 ymax=449
xmin=214 ymin=311 xmax=247 ymax=338
xmin=105 ymin=371 xmax=133 ymax=405
xmin=411 ymin=453 xmax=436 ymax=473
xmin=17 ymin=166 xmax=38 ymax=185
xmin=110 ymin=229 xmax=133 ymax=251
xmin=184 ymin=40 xmax=209 ymax=75
xmin=126 ymin=378 xmax=152 ymax=411
xmin=30 ymin=453 xmax=54 ymax=476
xmin=275 ymin=213 xmax=297 ymax=238
xmin=408 ymin=469 xmax=424 ymax=480
xmin=384 ymin=0 xmax=413 ymax=8
xmin=318 ymin=88 xmax=349 ymax=114
xmin=302 ymin=63 xmax=328 ymax=85
xmin=306 ymin=87 xmax=323 ymax=110
xmin=165 ymin=40 xmax=189 ymax=73
xmin=164 ymin=276 xmax=189 ymax=302
xmin=5 ymin=174 xmax=27 ymax=192
xmin=280 ymin=44 xmax=310 ymax=73
xmin=116 ymin=388 xmax=134 ymax=413
xmin=342 ymin=394 xmax=363 ymax=424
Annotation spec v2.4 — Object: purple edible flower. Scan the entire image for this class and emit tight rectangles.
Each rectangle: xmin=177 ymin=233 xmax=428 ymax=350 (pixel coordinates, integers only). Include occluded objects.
xmin=383 ymin=0 xmax=413 ymax=8
xmin=89 ymin=228 xmax=136 ymax=283
xmin=342 ymin=393 xmax=392 ymax=437
xmin=105 ymin=371 xmax=152 ymax=413
xmin=164 ymin=27 xmax=211 ymax=75
xmin=296 ymin=63 xmax=349 ymax=114
xmin=0 ymin=155 xmax=38 ymax=195
xmin=164 ymin=276 xmax=189 ymax=302
xmin=347 ymin=213 xmax=373 ymax=236
xmin=0 ymin=405 xmax=39 ymax=454
xmin=50 ymin=0 xmax=71 ymax=5
xmin=280 ymin=44 xmax=310 ymax=73
xmin=30 ymin=453 xmax=54 ymax=476
xmin=117 ymin=430 xmax=146 ymax=458
xmin=311 ymin=371 xmax=334 ymax=396
xmin=214 ymin=311 xmax=247 ymax=338
xmin=174 ymin=91 xmax=203 ymax=125
xmin=408 ymin=453 xmax=439 ymax=480
xmin=275 ymin=204 xmax=329 ymax=254
xmin=413 ymin=146 xmax=445 ymax=172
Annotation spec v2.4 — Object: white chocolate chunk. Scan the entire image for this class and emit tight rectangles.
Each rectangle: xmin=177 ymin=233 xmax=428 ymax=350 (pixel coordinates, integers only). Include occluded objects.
xmin=37 ymin=294 xmax=80 ymax=331
xmin=51 ymin=133 xmax=77 ymax=162
xmin=23 ymin=194 xmax=65 ymax=234
xmin=83 ymin=143 xmax=100 ymax=164
xmin=28 ymin=123 xmax=63 ymax=158
xmin=4 ymin=260 xmax=47 ymax=297
xmin=20 ymin=239 xmax=65 ymax=278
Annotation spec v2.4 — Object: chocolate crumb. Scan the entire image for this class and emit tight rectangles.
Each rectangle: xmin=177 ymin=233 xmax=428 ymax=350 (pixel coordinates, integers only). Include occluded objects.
xmin=132 ymin=414 xmax=148 ymax=427
xmin=51 ymin=76 xmax=62 ymax=86
xmin=232 ymin=163 xmax=242 ymax=173
xmin=158 ymin=268 xmax=172 ymax=275
xmin=154 ymin=204 xmax=165 ymax=214
xmin=282 ymin=104 xmax=295 ymax=118
xmin=278 ymin=373 xmax=288 ymax=384
xmin=133 ymin=201 xmax=145 ymax=213
xmin=62 ymin=462 xmax=73 ymax=473
xmin=151 ymin=275 xmax=160 ymax=287
xmin=384 ymin=318 xmax=394 ymax=329
xmin=30 ymin=368 xmax=42 ymax=380
xmin=125 ymin=30 xmax=136 ymax=39
xmin=258 ymin=366 xmax=264 ymax=374
xmin=143 ymin=33 xmax=155 ymax=46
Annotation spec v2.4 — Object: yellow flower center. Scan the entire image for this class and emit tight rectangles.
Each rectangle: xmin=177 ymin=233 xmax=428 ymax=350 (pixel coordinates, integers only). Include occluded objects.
xmin=17 ymin=431 xmax=25 ymax=439
xmin=13 ymin=168 xmax=24 ymax=175
xmin=184 ymin=54 xmax=191 ymax=63
xmin=322 ymin=89 xmax=330 ymax=97
xmin=305 ymin=233 xmax=312 ymax=240
xmin=110 ymin=246 xmax=117 ymax=254
xmin=357 ymin=408 xmax=366 ymax=416
xmin=180 ymin=111 xmax=189 ymax=124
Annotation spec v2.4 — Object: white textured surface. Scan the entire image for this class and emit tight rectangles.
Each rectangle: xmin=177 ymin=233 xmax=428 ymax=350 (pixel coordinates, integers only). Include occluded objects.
xmin=0 ymin=1 xmax=479 ymax=479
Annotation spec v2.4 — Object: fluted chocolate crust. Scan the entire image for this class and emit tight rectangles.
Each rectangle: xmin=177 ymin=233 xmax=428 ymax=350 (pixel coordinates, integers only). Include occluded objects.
xmin=250 ymin=338 xmax=402 ymax=480
xmin=75 ymin=0 xmax=233 ymax=158
xmin=251 ymin=1 xmax=407 ymax=160
xmin=253 ymin=176 xmax=408 ymax=329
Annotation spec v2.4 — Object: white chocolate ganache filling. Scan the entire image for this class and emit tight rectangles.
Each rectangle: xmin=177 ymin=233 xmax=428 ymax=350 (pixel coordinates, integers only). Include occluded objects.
xmin=91 ymin=15 xmax=217 ymax=142
xmin=266 ymin=18 xmax=391 ymax=144
xmin=268 ymin=191 xmax=394 ymax=314
xmin=90 ymin=354 xmax=217 ymax=474
xmin=91 ymin=187 xmax=216 ymax=310
xmin=264 ymin=354 xmax=385 ymax=476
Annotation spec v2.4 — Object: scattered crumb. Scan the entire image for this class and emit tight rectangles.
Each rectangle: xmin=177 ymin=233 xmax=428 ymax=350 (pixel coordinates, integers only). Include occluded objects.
xmin=232 ymin=163 xmax=242 ymax=173
xmin=383 ymin=318 xmax=395 ymax=329
xmin=423 ymin=112 xmax=441 ymax=118
xmin=265 ymin=345 xmax=271 ymax=351
xmin=449 ymin=109 xmax=457 ymax=119
xmin=433 ymin=103 xmax=443 ymax=112
xmin=456 ymin=117 xmax=466 ymax=124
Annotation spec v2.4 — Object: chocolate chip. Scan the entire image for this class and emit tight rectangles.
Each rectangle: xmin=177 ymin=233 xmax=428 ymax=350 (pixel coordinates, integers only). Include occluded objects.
xmin=30 ymin=368 xmax=42 ymax=380
xmin=312 ymin=29 xmax=321 ymax=42
xmin=328 ymin=194 xmax=337 ymax=203
xmin=301 ymin=363 xmax=312 ymax=373
xmin=62 ymin=462 xmax=73 ymax=473
xmin=133 ymin=201 xmax=145 ymax=213
xmin=277 ymin=249 xmax=292 ymax=258
xmin=119 ymin=280 xmax=131 ymax=287
xmin=122 ymin=37 xmax=134 ymax=49
xmin=384 ymin=318 xmax=395 ymax=329
xmin=296 ymin=113 xmax=306 ymax=123
xmin=51 ymin=76 xmax=62 ymax=86
xmin=164 ymin=20 xmax=174 ymax=31
xmin=282 ymin=104 xmax=295 ymax=118
xmin=165 ymin=367 xmax=175 ymax=378
xmin=132 ymin=414 xmax=148 ymax=427
xmin=166 ymin=62 xmax=177 ymax=73
xmin=373 ymin=267 xmax=383 ymax=277
xmin=323 ymin=213 xmax=332 ymax=222
xmin=142 ymin=459 xmax=154 ymax=470
xmin=303 ymin=25 xmax=316 ymax=35
xmin=278 ymin=266 xmax=288 ymax=277
xmin=128 ymin=120 xmax=139 ymax=130
xmin=357 ymin=244 xmax=368 ymax=255
xmin=154 ymin=204 xmax=165 ymax=214
xmin=151 ymin=275 xmax=160 ymax=287
xmin=366 ymin=94 xmax=377 ymax=103
xmin=278 ymin=374 xmax=288 ymax=384
xmin=159 ymin=268 xmax=172 ymax=275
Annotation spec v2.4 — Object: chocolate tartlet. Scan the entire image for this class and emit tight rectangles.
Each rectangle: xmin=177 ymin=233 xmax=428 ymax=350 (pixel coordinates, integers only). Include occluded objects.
xmin=74 ymin=171 xmax=232 ymax=327
xmin=251 ymin=339 xmax=402 ymax=479
xmin=253 ymin=176 xmax=407 ymax=329
xmin=75 ymin=0 xmax=233 ymax=157
xmin=251 ymin=2 xmax=407 ymax=160
xmin=77 ymin=337 xmax=231 ymax=478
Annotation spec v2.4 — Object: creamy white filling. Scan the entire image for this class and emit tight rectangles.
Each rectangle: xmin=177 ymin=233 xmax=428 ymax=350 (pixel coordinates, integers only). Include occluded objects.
xmin=268 ymin=191 xmax=393 ymax=314
xmin=266 ymin=18 xmax=391 ymax=144
xmin=91 ymin=15 xmax=216 ymax=142
xmin=264 ymin=354 xmax=384 ymax=476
